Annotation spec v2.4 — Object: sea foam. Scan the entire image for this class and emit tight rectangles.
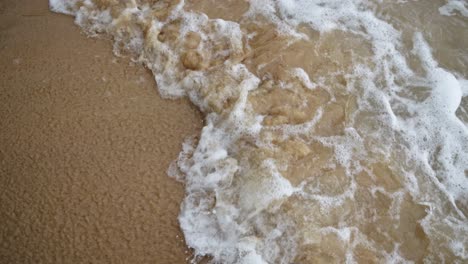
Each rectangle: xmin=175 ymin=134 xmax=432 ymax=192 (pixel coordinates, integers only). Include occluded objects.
xmin=50 ymin=0 xmax=468 ymax=263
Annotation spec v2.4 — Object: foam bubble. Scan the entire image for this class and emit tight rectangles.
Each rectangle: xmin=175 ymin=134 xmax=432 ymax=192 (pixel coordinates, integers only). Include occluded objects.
xmin=49 ymin=0 xmax=77 ymax=15
xmin=439 ymin=0 xmax=468 ymax=17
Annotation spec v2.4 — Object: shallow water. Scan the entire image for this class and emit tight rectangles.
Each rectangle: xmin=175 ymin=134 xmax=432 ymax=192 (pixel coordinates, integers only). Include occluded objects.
xmin=50 ymin=0 xmax=467 ymax=263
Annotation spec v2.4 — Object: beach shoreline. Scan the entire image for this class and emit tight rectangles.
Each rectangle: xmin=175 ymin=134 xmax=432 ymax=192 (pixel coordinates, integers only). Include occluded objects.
xmin=0 ymin=0 xmax=201 ymax=263
xmin=3 ymin=0 xmax=467 ymax=263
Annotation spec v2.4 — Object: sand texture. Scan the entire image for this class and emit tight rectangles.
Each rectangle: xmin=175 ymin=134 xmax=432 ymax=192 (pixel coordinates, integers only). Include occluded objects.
xmin=0 ymin=0 xmax=202 ymax=263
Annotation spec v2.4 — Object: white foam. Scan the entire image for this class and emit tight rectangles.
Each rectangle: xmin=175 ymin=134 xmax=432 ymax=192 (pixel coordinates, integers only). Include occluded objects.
xmin=402 ymin=33 xmax=468 ymax=203
xmin=439 ymin=0 xmax=468 ymax=17
xmin=288 ymin=68 xmax=317 ymax=90
xmin=49 ymin=0 xmax=77 ymax=15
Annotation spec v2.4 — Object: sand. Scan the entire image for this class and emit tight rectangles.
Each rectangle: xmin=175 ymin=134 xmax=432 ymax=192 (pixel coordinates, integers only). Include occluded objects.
xmin=0 ymin=0 xmax=202 ymax=263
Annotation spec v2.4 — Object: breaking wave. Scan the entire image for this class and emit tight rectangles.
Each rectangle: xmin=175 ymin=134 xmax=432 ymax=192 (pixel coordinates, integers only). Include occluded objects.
xmin=51 ymin=0 xmax=468 ymax=263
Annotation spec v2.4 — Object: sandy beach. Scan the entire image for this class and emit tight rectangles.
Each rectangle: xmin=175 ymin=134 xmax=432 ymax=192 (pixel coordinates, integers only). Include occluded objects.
xmin=0 ymin=0 xmax=202 ymax=263
xmin=2 ymin=0 xmax=467 ymax=263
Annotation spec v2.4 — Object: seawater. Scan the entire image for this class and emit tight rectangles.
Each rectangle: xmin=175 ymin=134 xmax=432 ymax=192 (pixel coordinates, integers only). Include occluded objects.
xmin=50 ymin=0 xmax=468 ymax=263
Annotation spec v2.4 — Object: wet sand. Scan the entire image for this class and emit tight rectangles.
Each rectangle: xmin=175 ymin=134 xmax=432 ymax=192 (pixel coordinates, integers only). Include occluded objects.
xmin=0 ymin=0 xmax=202 ymax=263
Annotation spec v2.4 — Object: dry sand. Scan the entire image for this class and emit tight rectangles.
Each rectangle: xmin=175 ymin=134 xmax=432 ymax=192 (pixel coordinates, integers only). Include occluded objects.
xmin=0 ymin=0 xmax=202 ymax=263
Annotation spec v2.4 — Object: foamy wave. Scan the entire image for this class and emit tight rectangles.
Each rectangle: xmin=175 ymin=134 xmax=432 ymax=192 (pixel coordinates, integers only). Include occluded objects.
xmin=50 ymin=0 xmax=468 ymax=263
xmin=439 ymin=0 xmax=468 ymax=17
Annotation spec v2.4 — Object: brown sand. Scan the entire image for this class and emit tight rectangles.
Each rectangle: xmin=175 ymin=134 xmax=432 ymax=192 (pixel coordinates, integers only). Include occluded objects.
xmin=0 ymin=0 xmax=202 ymax=263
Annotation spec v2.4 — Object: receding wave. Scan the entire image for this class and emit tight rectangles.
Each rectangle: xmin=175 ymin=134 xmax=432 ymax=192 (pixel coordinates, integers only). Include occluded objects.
xmin=50 ymin=0 xmax=468 ymax=263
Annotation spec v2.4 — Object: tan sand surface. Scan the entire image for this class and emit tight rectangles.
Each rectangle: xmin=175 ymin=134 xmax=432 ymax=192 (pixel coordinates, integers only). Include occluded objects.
xmin=0 ymin=0 xmax=202 ymax=263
